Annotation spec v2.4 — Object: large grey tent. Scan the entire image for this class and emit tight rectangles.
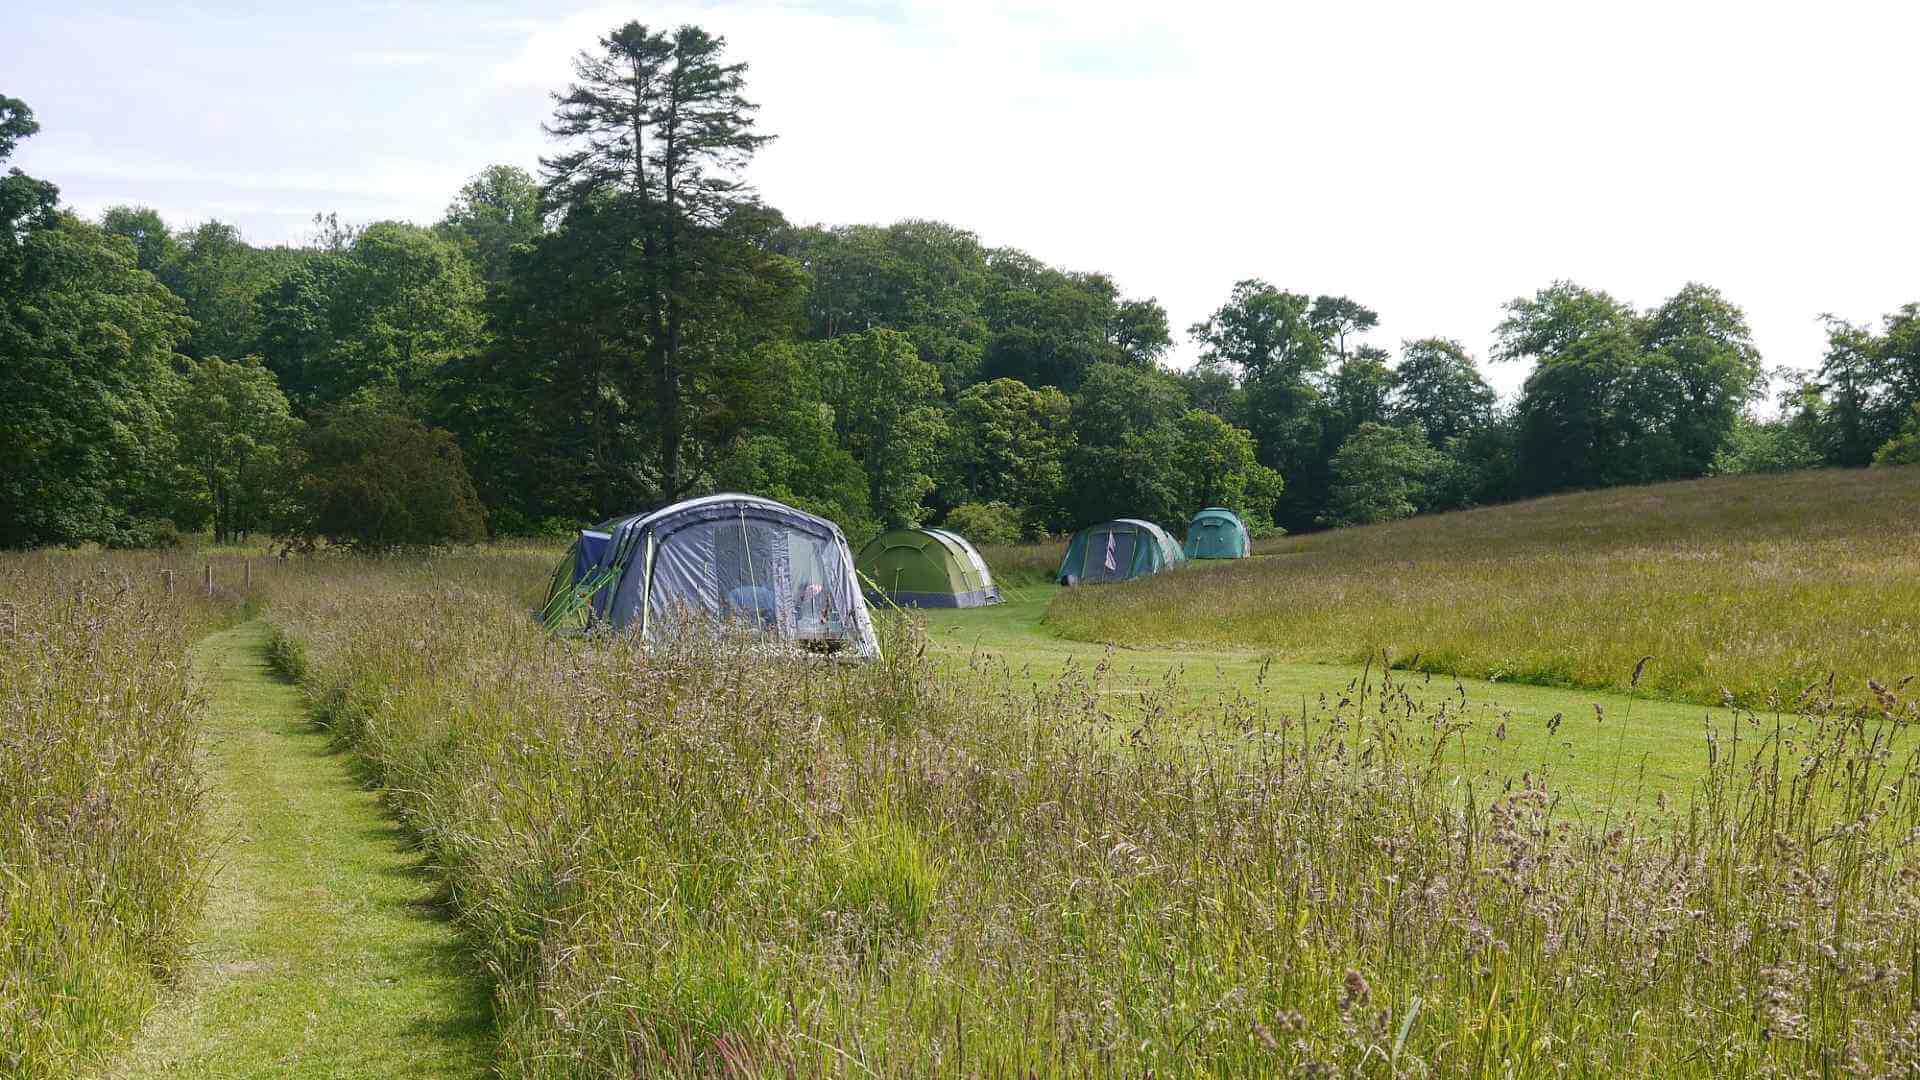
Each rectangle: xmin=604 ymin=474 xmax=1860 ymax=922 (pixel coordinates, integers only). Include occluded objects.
xmin=539 ymin=493 xmax=879 ymax=657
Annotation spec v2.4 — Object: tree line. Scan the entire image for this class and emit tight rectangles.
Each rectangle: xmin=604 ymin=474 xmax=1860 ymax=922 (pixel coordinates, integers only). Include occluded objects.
xmin=4 ymin=26 xmax=1918 ymax=552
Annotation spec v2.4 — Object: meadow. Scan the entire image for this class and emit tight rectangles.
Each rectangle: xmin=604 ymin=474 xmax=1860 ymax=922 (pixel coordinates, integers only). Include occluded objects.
xmin=0 ymin=553 xmax=239 ymax=1077
xmin=1047 ymin=467 xmax=1920 ymax=707
xmin=9 ymin=469 xmax=1920 ymax=1075
xmin=259 ymin=549 xmax=1920 ymax=1076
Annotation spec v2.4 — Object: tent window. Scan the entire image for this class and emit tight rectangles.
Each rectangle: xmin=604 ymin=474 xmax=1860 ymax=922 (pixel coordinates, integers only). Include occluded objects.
xmin=787 ymin=529 xmax=842 ymax=633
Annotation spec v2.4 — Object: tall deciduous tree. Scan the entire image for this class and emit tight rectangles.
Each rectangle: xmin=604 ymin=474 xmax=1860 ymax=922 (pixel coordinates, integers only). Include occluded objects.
xmin=541 ymin=21 xmax=773 ymax=502
xmin=950 ymin=377 xmax=1072 ymax=530
xmin=0 ymin=217 xmax=191 ymax=546
xmin=814 ymin=328 xmax=949 ymax=528
xmin=437 ymin=165 xmax=544 ymax=291
xmin=1392 ymin=338 xmax=1495 ymax=445
xmin=1 ymin=101 xmax=190 ymax=547
xmin=1804 ymin=306 xmax=1920 ymax=466
xmin=1173 ymin=410 xmax=1283 ymax=527
xmin=1309 ymin=295 xmax=1379 ymax=361
xmin=256 ymin=221 xmax=484 ymax=412
xmin=156 ymin=221 xmax=302 ymax=362
xmin=1322 ymin=422 xmax=1444 ymax=527
xmin=172 ymin=355 xmax=300 ymax=542
xmin=786 ymin=220 xmax=991 ymax=392
xmin=99 ymin=205 xmax=176 ymax=272
xmin=1064 ymin=363 xmax=1192 ymax=526
xmin=1190 ymin=279 xmax=1336 ymax=529
xmin=714 ymin=341 xmax=874 ymax=539
xmin=0 ymin=95 xmax=59 ymax=278
xmin=1498 ymin=281 xmax=1763 ymax=494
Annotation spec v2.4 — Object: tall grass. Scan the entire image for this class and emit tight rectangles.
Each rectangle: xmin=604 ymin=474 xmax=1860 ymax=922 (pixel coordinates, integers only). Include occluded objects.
xmin=0 ymin=553 xmax=236 ymax=1077
xmin=1049 ymin=467 xmax=1920 ymax=706
xmin=268 ymin=553 xmax=1920 ymax=1075
xmin=977 ymin=539 xmax=1064 ymax=591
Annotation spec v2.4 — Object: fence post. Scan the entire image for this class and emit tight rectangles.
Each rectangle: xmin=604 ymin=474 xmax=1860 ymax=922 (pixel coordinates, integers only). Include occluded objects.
xmin=244 ymin=558 xmax=252 ymax=589
xmin=162 ymin=569 xmax=174 ymax=599
xmin=204 ymin=563 xmax=213 ymax=597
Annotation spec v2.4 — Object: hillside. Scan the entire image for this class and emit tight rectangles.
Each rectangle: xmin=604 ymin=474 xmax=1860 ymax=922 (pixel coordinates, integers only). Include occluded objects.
xmin=1044 ymin=466 xmax=1920 ymax=705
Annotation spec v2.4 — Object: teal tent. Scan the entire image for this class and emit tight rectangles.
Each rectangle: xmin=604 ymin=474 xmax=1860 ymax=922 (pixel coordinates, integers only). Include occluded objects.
xmin=1057 ymin=519 xmax=1185 ymax=585
xmin=1184 ymin=507 xmax=1251 ymax=559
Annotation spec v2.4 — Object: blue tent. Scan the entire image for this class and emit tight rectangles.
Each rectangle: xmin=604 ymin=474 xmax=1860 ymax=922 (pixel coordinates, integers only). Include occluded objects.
xmin=539 ymin=494 xmax=879 ymax=656
xmin=1057 ymin=519 xmax=1185 ymax=585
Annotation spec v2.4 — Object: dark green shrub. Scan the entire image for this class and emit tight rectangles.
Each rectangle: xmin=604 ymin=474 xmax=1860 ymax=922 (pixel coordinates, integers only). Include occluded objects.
xmin=279 ymin=401 xmax=486 ymax=552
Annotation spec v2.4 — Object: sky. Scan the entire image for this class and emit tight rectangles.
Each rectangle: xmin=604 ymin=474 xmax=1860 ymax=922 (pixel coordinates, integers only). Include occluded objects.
xmin=8 ymin=0 xmax=1918 ymax=398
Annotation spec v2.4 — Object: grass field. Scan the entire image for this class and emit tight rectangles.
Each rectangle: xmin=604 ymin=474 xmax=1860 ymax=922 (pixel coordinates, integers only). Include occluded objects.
xmin=1045 ymin=466 xmax=1920 ymax=707
xmin=257 ymin=549 xmax=1920 ymax=1075
xmin=922 ymin=587 xmax=1732 ymax=816
xmin=0 ymin=554 xmax=235 ymax=1077
xmin=11 ymin=469 xmax=1920 ymax=1075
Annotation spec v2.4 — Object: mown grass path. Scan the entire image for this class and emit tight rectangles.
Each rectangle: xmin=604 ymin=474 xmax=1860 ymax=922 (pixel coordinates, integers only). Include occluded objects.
xmin=106 ymin=620 xmax=490 ymax=1079
xmin=929 ymin=585 xmax=1734 ymax=815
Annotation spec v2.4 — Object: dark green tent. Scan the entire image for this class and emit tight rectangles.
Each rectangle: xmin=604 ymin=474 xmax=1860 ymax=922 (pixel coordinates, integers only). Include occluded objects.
xmin=1057 ymin=519 xmax=1185 ymax=585
xmin=1184 ymin=507 xmax=1251 ymax=559
xmin=857 ymin=527 xmax=1002 ymax=608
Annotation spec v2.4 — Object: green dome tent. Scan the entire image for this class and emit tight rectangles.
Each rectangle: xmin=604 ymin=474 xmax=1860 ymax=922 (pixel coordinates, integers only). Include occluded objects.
xmin=857 ymin=527 xmax=1002 ymax=608
xmin=1184 ymin=507 xmax=1251 ymax=559
xmin=1057 ymin=519 xmax=1185 ymax=585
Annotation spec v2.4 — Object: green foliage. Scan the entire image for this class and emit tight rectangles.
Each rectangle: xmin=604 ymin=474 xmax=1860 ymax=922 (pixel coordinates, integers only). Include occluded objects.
xmin=1392 ymin=338 xmax=1494 ymax=444
xmin=1190 ymin=280 xmax=1334 ymax=529
xmin=1063 ymin=363 xmax=1190 ymax=526
xmin=155 ymin=221 xmax=304 ymax=363
xmin=949 ymin=377 xmax=1070 ymax=531
xmin=1308 ymin=294 xmax=1378 ymax=359
xmin=788 ymin=220 xmax=990 ymax=392
xmin=979 ymin=255 xmax=1166 ymax=391
xmin=1804 ymin=306 xmax=1920 ymax=466
xmin=1189 ymin=279 xmax=1326 ymax=382
xmin=1714 ymin=414 xmax=1821 ymax=475
xmin=1871 ymin=404 xmax=1920 ymax=467
xmin=815 ymin=328 xmax=949 ymax=528
xmin=98 ymin=205 xmax=176 ymax=271
xmin=435 ymin=164 xmax=542 ymax=289
xmin=15 ymin=41 xmax=1920 ymax=561
xmin=0 ymin=214 xmax=192 ymax=548
xmin=1500 ymin=281 xmax=1764 ymax=494
xmin=256 ymin=221 xmax=484 ymax=412
xmin=279 ymin=400 xmax=486 ymax=552
xmin=1173 ymin=410 xmax=1283 ymax=527
xmin=942 ymin=500 xmax=1023 ymax=546
xmin=539 ymin=22 xmax=783 ymax=502
xmin=172 ymin=355 xmax=300 ymax=541
xmin=1321 ymin=422 xmax=1444 ymax=527
xmin=0 ymin=95 xmax=60 ymax=267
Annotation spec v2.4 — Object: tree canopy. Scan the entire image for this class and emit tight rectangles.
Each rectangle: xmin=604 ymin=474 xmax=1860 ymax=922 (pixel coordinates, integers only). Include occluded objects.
xmin=2 ymin=49 xmax=1913 ymax=554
